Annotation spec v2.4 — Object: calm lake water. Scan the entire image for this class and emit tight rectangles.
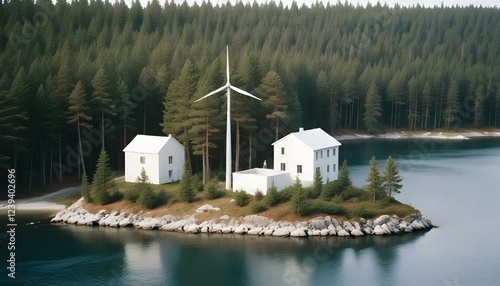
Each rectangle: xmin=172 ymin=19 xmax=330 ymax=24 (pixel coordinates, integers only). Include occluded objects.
xmin=1 ymin=138 xmax=499 ymax=286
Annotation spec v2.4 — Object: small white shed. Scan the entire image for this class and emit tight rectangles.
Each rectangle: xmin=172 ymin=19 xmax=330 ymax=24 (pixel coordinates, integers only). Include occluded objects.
xmin=272 ymin=128 xmax=341 ymax=187
xmin=123 ymin=134 xmax=184 ymax=184
xmin=232 ymin=168 xmax=292 ymax=195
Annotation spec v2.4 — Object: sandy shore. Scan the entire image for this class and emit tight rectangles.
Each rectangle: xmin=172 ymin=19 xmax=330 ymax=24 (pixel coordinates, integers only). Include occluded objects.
xmin=336 ymin=129 xmax=500 ymax=141
xmin=0 ymin=187 xmax=80 ymax=212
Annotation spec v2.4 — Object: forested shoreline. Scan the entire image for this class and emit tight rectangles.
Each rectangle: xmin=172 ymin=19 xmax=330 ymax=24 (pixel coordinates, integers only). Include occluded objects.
xmin=0 ymin=0 xmax=499 ymax=192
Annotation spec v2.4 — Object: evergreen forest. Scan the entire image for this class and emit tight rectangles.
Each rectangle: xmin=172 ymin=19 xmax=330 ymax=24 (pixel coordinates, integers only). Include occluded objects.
xmin=1 ymin=0 xmax=499 ymax=192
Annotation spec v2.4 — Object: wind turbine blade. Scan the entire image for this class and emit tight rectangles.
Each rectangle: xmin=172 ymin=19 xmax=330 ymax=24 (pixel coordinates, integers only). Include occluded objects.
xmin=230 ymin=85 xmax=262 ymax=101
xmin=194 ymin=85 xmax=227 ymax=102
xmin=226 ymin=45 xmax=230 ymax=83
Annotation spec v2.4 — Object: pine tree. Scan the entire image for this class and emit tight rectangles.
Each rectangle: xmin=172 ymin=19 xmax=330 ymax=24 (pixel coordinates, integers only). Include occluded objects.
xmin=311 ymin=168 xmax=323 ymax=199
xmin=291 ymin=176 xmax=308 ymax=216
xmin=91 ymin=149 xmax=115 ymax=205
xmin=366 ymin=155 xmax=384 ymax=202
xmin=256 ymin=71 xmax=288 ymax=141
xmin=68 ymin=81 xmax=92 ymax=176
xmin=363 ymin=82 xmax=382 ymax=134
xmin=337 ymin=159 xmax=352 ymax=193
xmin=473 ymin=84 xmax=485 ymax=128
xmin=135 ymin=168 xmax=157 ymax=209
xmin=265 ymin=181 xmax=279 ymax=206
xmin=179 ymin=160 xmax=195 ymax=202
xmin=81 ymin=173 xmax=92 ymax=203
xmin=382 ymin=155 xmax=403 ymax=198
xmin=444 ymin=80 xmax=460 ymax=129
xmin=91 ymin=67 xmax=115 ymax=149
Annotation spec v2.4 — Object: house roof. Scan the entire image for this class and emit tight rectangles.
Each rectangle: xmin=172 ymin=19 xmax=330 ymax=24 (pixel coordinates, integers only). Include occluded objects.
xmin=123 ymin=134 xmax=183 ymax=154
xmin=272 ymin=128 xmax=341 ymax=150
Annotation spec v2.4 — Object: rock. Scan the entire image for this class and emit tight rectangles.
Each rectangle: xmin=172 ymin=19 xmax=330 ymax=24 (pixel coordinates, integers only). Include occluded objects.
xmin=328 ymin=229 xmax=337 ymax=236
xmin=337 ymin=229 xmax=350 ymax=237
xmin=196 ymin=204 xmax=221 ymax=213
xmin=263 ymin=229 xmax=274 ymax=236
xmin=363 ymin=226 xmax=373 ymax=235
xmin=248 ymin=227 xmax=263 ymax=235
xmin=309 ymin=218 xmax=326 ymax=230
xmin=184 ymin=224 xmax=200 ymax=234
xmin=311 ymin=230 xmax=321 ymax=236
xmin=410 ymin=219 xmax=425 ymax=230
xmin=118 ymin=217 xmax=132 ymax=227
xmin=373 ymin=225 xmax=386 ymax=235
xmin=272 ymin=228 xmax=290 ymax=237
xmin=229 ymin=199 xmax=235 ymax=203
xmin=381 ymin=224 xmax=391 ymax=234
xmin=234 ymin=225 xmax=248 ymax=234
xmin=320 ymin=229 xmax=329 ymax=236
xmin=243 ymin=215 xmax=270 ymax=226
xmin=351 ymin=229 xmax=364 ymax=236
xmin=290 ymin=228 xmax=308 ymax=237
xmin=373 ymin=215 xmax=391 ymax=226
xmin=219 ymin=215 xmax=230 ymax=220
xmin=221 ymin=227 xmax=233 ymax=234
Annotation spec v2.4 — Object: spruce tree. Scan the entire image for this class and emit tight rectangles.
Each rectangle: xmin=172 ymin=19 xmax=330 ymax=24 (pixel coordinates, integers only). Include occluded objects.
xmin=81 ymin=173 xmax=92 ymax=203
xmin=366 ymin=155 xmax=384 ymax=202
xmin=91 ymin=149 xmax=115 ymax=205
xmin=179 ymin=160 xmax=195 ymax=202
xmin=337 ymin=159 xmax=352 ymax=193
xmin=311 ymin=168 xmax=323 ymax=199
xmin=68 ymin=81 xmax=92 ymax=176
xmin=382 ymin=155 xmax=403 ymax=198
xmin=363 ymin=82 xmax=382 ymax=134
xmin=291 ymin=176 xmax=308 ymax=216
xmin=444 ymin=80 xmax=460 ymax=129
xmin=473 ymin=84 xmax=485 ymax=128
xmin=266 ymin=181 xmax=279 ymax=206
xmin=91 ymin=67 xmax=115 ymax=149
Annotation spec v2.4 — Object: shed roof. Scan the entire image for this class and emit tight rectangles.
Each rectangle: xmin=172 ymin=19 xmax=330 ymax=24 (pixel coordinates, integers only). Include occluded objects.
xmin=123 ymin=134 xmax=183 ymax=154
xmin=272 ymin=128 xmax=341 ymax=150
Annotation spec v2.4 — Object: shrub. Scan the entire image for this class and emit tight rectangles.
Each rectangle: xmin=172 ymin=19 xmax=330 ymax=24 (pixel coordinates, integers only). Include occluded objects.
xmin=308 ymin=200 xmax=347 ymax=216
xmin=320 ymin=180 xmax=342 ymax=200
xmin=279 ymin=186 xmax=294 ymax=203
xmin=341 ymin=186 xmax=367 ymax=201
xmin=265 ymin=183 xmax=280 ymax=206
xmin=290 ymin=177 xmax=309 ymax=216
xmin=192 ymin=173 xmax=204 ymax=192
xmin=204 ymin=179 xmax=222 ymax=199
xmin=254 ymin=190 xmax=264 ymax=201
xmin=81 ymin=174 xmax=92 ymax=203
xmin=250 ymin=201 xmax=269 ymax=213
xmin=346 ymin=205 xmax=376 ymax=219
xmin=138 ymin=185 xmax=157 ymax=209
xmin=234 ymin=190 xmax=249 ymax=207
xmin=124 ymin=187 xmax=140 ymax=203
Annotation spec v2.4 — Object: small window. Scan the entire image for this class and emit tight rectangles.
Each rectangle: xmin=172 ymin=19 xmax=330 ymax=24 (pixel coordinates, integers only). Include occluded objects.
xmin=281 ymin=163 xmax=286 ymax=171
xmin=333 ymin=148 xmax=336 ymax=156
xmin=316 ymin=167 xmax=320 ymax=174
xmin=168 ymin=170 xmax=173 ymax=178
xmin=168 ymin=156 xmax=173 ymax=164
xmin=327 ymin=165 xmax=330 ymax=172
xmin=297 ymin=165 xmax=302 ymax=174
xmin=327 ymin=149 xmax=330 ymax=157
xmin=321 ymin=150 xmax=323 ymax=158
xmin=281 ymin=147 xmax=285 ymax=155
xmin=316 ymin=151 xmax=318 ymax=160
xmin=333 ymin=164 xmax=336 ymax=172
xmin=140 ymin=156 xmax=145 ymax=164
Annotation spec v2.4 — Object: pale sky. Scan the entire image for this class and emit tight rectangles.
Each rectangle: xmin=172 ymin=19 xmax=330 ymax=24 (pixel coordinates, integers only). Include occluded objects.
xmin=130 ymin=0 xmax=498 ymax=8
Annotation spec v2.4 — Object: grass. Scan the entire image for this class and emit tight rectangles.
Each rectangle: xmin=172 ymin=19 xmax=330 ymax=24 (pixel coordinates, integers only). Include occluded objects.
xmin=80 ymin=178 xmax=418 ymax=223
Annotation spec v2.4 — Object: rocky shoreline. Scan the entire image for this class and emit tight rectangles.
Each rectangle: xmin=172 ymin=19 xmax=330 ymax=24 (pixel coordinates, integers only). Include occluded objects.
xmin=51 ymin=198 xmax=434 ymax=237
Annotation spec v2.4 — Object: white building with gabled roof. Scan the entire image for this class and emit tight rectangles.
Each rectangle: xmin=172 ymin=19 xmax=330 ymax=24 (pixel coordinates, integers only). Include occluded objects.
xmin=232 ymin=127 xmax=341 ymax=194
xmin=123 ymin=134 xmax=184 ymax=185
xmin=272 ymin=127 xmax=342 ymax=187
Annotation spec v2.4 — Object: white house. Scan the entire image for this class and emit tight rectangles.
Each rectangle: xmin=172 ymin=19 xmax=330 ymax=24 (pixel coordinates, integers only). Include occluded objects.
xmin=123 ymin=134 xmax=184 ymax=185
xmin=272 ymin=127 xmax=342 ymax=187
xmin=232 ymin=127 xmax=341 ymax=194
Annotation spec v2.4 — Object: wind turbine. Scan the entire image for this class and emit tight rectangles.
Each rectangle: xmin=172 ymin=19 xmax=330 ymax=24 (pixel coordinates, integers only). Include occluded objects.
xmin=195 ymin=46 xmax=261 ymax=190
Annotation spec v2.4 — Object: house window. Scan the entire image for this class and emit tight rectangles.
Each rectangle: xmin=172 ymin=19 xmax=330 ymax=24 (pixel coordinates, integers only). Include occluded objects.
xmin=281 ymin=163 xmax=286 ymax=171
xmin=327 ymin=165 xmax=330 ymax=173
xmin=140 ymin=156 xmax=145 ymax=164
xmin=168 ymin=155 xmax=173 ymax=164
xmin=321 ymin=151 xmax=323 ymax=158
xmin=168 ymin=170 xmax=173 ymax=178
xmin=334 ymin=164 xmax=336 ymax=172
xmin=316 ymin=167 xmax=320 ymax=174
xmin=327 ymin=149 xmax=330 ymax=157
xmin=281 ymin=147 xmax=285 ymax=155
xmin=333 ymin=148 xmax=336 ymax=156
xmin=297 ymin=165 xmax=302 ymax=174
xmin=316 ymin=151 xmax=318 ymax=160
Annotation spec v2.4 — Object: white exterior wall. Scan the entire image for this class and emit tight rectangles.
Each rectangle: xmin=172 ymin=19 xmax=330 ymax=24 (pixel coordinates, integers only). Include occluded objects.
xmin=312 ymin=147 xmax=340 ymax=184
xmin=273 ymin=137 xmax=315 ymax=187
xmin=125 ymin=152 xmax=160 ymax=184
xmin=158 ymin=140 xmax=184 ymax=184
xmin=232 ymin=169 xmax=292 ymax=195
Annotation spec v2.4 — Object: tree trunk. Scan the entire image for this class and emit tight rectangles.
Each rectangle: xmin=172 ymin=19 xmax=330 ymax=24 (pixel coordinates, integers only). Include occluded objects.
xmin=248 ymin=133 xmax=252 ymax=169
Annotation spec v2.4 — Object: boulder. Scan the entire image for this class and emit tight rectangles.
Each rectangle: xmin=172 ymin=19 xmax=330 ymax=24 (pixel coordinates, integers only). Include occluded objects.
xmin=320 ymin=229 xmax=330 ymax=236
xmin=410 ymin=219 xmax=425 ymax=230
xmin=373 ymin=215 xmax=391 ymax=226
xmin=247 ymin=227 xmax=263 ymax=235
xmin=311 ymin=230 xmax=321 ymax=236
xmin=119 ymin=217 xmax=132 ymax=227
xmin=272 ymin=228 xmax=290 ymax=237
xmin=351 ymin=229 xmax=364 ymax=236
xmin=290 ymin=228 xmax=308 ymax=237
xmin=184 ymin=224 xmax=200 ymax=234
xmin=381 ymin=224 xmax=391 ymax=234
xmin=234 ymin=225 xmax=248 ymax=234
xmin=373 ymin=225 xmax=385 ymax=235
xmin=309 ymin=218 xmax=326 ymax=230
xmin=337 ymin=229 xmax=350 ymax=237
xmin=219 ymin=215 xmax=230 ymax=220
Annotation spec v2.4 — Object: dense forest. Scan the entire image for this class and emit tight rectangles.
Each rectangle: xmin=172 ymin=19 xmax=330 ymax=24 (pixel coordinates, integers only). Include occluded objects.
xmin=1 ymin=0 xmax=499 ymax=192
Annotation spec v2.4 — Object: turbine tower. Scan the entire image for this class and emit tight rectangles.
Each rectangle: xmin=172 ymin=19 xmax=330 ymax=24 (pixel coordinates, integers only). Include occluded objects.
xmin=195 ymin=46 xmax=261 ymax=190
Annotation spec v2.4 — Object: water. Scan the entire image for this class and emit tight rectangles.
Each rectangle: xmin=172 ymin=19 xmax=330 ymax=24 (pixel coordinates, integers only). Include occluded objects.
xmin=1 ymin=138 xmax=499 ymax=285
